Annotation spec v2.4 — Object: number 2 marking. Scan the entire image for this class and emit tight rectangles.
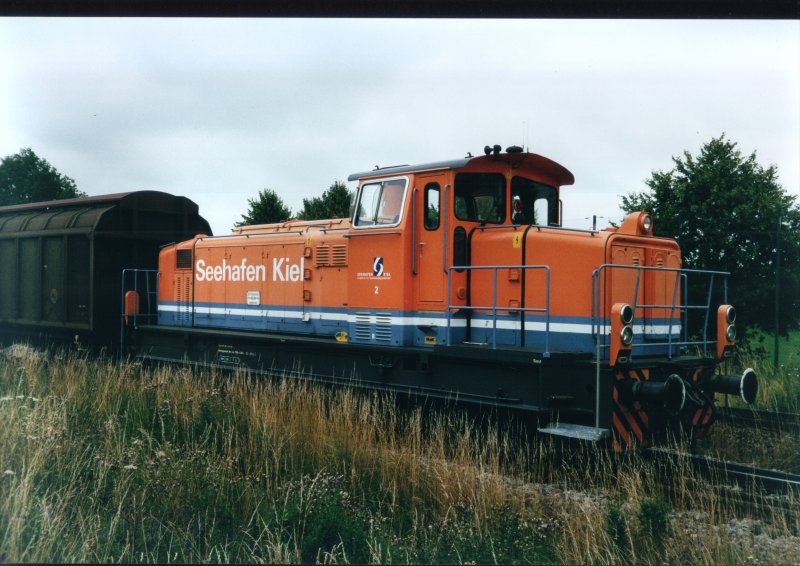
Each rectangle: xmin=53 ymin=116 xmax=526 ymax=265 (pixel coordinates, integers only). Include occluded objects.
xmin=374 ymin=286 xmax=379 ymax=295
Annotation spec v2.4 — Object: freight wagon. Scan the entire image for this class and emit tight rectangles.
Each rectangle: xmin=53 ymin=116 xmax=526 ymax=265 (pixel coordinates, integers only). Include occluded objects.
xmin=0 ymin=191 xmax=211 ymax=349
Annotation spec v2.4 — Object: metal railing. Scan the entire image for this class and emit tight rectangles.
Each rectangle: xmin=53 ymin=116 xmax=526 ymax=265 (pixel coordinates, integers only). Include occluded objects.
xmin=446 ymin=264 xmax=551 ymax=354
xmin=119 ymin=269 xmax=159 ymax=359
xmin=591 ymin=263 xmax=730 ymax=360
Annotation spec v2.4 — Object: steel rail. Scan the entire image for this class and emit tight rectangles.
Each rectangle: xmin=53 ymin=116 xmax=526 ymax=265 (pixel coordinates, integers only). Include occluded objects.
xmin=646 ymin=447 xmax=800 ymax=495
xmin=718 ymin=406 xmax=800 ymax=435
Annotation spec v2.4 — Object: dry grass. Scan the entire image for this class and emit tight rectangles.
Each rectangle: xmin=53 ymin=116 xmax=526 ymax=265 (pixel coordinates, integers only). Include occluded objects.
xmin=0 ymin=343 xmax=797 ymax=564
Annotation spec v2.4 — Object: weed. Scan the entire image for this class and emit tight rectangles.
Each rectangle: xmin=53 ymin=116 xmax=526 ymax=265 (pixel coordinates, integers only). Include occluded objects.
xmin=636 ymin=497 xmax=672 ymax=553
xmin=606 ymin=502 xmax=630 ymax=561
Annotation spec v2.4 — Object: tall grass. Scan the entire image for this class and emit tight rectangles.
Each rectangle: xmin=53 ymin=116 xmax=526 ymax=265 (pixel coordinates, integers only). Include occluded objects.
xmin=1 ymin=344 xmax=797 ymax=564
xmin=732 ymin=330 xmax=800 ymax=413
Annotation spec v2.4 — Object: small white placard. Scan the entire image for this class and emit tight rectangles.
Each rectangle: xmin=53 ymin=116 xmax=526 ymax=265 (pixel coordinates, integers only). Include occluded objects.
xmin=246 ymin=291 xmax=261 ymax=306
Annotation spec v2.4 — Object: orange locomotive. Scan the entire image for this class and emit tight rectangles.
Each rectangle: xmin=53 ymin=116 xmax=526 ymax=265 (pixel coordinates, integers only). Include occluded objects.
xmin=128 ymin=145 xmax=757 ymax=449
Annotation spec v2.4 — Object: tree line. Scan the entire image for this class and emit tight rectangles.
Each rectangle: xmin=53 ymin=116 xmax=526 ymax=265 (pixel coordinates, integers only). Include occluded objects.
xmin=0 ymin=148 xmax=86 ymax=205
xmin=235 ymin=182 xmax=351 ymax=227
xmin=1 ymin=139 xmax=798 ymax=339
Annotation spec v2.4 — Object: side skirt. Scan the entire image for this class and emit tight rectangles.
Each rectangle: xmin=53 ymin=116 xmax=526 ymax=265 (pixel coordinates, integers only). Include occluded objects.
xmin=129 ymin=325 xmax=604 ymax=422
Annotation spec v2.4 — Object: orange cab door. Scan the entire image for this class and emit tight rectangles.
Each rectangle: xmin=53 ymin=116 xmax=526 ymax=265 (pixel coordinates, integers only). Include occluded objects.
xmin=416 ymin=176 xmax=447 ymax=304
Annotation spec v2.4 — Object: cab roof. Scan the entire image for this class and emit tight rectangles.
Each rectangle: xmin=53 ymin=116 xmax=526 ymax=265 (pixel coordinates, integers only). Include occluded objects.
xmin=347 ymin=151 xmax=575 ymax=186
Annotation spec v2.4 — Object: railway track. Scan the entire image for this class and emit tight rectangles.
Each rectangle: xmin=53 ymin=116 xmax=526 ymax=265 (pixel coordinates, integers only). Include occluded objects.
xmin=647 ymin=447 xmax=800 ymax=495
xmin=718 ymin=406 xmax=800 ymax=435
xmin=646 ymin=447 xmax=800 ymax=530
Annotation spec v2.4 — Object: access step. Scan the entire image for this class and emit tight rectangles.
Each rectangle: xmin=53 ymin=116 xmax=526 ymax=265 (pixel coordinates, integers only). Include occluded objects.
xmin=538 ymin=422 xmax=609 ymax=442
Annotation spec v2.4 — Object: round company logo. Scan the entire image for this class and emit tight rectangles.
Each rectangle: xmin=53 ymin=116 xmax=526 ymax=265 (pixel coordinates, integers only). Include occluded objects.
xmin=373 ymin=257 xmax=384 ymax=277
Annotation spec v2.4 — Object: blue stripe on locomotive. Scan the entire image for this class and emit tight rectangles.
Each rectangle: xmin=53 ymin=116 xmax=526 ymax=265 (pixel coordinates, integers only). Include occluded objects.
xmin=158 ymin=300 xmax=680 ymax=357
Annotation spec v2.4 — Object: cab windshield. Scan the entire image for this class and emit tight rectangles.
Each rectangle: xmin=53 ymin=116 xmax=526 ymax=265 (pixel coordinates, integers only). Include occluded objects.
xmin=353 ymin=179 xmax=407 ymax=227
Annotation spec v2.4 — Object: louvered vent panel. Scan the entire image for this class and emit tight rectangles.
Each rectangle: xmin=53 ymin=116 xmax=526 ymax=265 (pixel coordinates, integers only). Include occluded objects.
xmin=175 ymin=275 xmax=191 ymax=322
xmin=315 ymin=244 xmax=331 ymax=267
xmin=374 ymin=314 xmax=393 ymax=342
xmin=183 ymin=276 xmax=192 ymax=321
xmin=355 ymin=313 xmax=372 ymax=341
xmin=176 ymin=249 xmax=193 ymax=269
xmin=175 ymin=276 xmax=184 ymax=320
xmin=331 ymin=244 xmax=348 ymax=266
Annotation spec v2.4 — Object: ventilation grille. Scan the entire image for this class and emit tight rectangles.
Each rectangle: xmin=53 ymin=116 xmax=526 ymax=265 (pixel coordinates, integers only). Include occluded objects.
xmin=315 ymin=245 xmax=331 ymax=267
xmin=315 ymin=244 xmax=348 ymax=267
xmin=374 ymin=314 xmax=392 ymax=342
xmin=175 ymin=275 xmax=191 ymax=321
xmin=354 ymin=312 xmax=371 ymax=341
xmin=176 ymin=249 xmax=193 ymax=269
xmin=353 ymin=312 xmax=393 ymax=343
xmin=331 ymin=244 xmax=348 ymax=266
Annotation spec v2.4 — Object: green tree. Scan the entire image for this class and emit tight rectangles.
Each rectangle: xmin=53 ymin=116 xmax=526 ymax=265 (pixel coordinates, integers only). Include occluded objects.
xmin=297 ymin=180 xmax=353 ymax=221
xmin=621 ymin=135 xmax=800 ymax=337
xmin=235 ymin=188 xmax=293 ymax=227
xmin=0 ymin=148 xmax=86 ymax=206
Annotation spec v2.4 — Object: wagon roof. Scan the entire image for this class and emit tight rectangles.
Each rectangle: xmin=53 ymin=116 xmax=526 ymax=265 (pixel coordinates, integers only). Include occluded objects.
xmin=0 ymin=190 xmax=210 ymax=237
xmin=0 ymin=191 xmax=191 ymax=214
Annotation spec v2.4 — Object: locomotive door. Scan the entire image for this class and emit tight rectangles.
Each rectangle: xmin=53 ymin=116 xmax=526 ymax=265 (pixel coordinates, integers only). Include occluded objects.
xmin=416 ymin=177 xmax=446 ymax=303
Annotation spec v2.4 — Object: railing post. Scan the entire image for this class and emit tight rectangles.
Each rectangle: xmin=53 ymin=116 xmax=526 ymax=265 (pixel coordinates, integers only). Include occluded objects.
xmin=446 ymin=268 xmax=452 ymax=345
xmin=702 ymin=274 xmax=715 ymax=357
xmin=119 ymin=269 xmax=126 ymax=362
xmin=544 ymin=267 xmax=550 ymax=357
xmin=667 ymin=268 xmax=681 ymax=359
xmin=492 ymin=268 xmax=498 ymax=349
xmin=682 ymin=273 xmax=688 ymax=343
xmin=591 ymin=269 xmax=597 ymax=338
xmin=595 ymin=290 xmax=601 ymax=430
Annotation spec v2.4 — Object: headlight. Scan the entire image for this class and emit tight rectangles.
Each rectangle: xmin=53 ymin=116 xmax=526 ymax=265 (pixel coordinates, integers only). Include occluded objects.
xmin=725 ymin=306 xmax=736 ymax=324
xmin=620 ymin=304 xmax=634 ymax=325
xmin=620 ymin=326 xmax=634 ymax=346
xmin=640 ymin=214 xmax=652 ymax=234
xmin=726 ymin=324 xmax=736 ymax=342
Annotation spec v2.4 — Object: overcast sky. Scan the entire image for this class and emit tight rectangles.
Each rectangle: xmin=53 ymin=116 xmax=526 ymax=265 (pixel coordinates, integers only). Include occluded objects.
xmin=1 ymin=18 xmax=798 ymax=234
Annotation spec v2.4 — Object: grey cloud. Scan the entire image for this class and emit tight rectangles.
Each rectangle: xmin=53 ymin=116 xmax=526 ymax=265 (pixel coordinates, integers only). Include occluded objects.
xmin=0 ymin=18 xmax=797 ymax=236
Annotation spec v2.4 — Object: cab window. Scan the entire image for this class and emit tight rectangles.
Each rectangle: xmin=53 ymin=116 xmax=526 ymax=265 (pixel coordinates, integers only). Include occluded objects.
xmin=454 ymin=173 xmax=505 ymax=223
xmin=424 ymin=183 xmax=440 ymax=230
xmin=353 ymin=178 xmax=407 ymax=227
xmin=510 ymin=177 xmax=559 ymax=226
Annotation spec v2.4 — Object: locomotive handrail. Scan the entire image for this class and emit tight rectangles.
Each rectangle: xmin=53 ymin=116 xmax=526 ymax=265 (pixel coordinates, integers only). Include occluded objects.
xmin=194 ymin=231 xmax=305 ymax=241
xmin=446 ymin=264 xmax=550 ymax=354
xmin=411 ymin=188 xmax=417 ymax=275
xmin=522 ymin=224 xmax=599 ymax=235
xmin=473 ymin=223 xmax=600 ymax=236
xmin=342 ymin=231 xmax=402 ymax=238
xmin=119 ymin=268 xmax=160 ymax=360
xmin=591 ymin=263 xmax=730 ymax=361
